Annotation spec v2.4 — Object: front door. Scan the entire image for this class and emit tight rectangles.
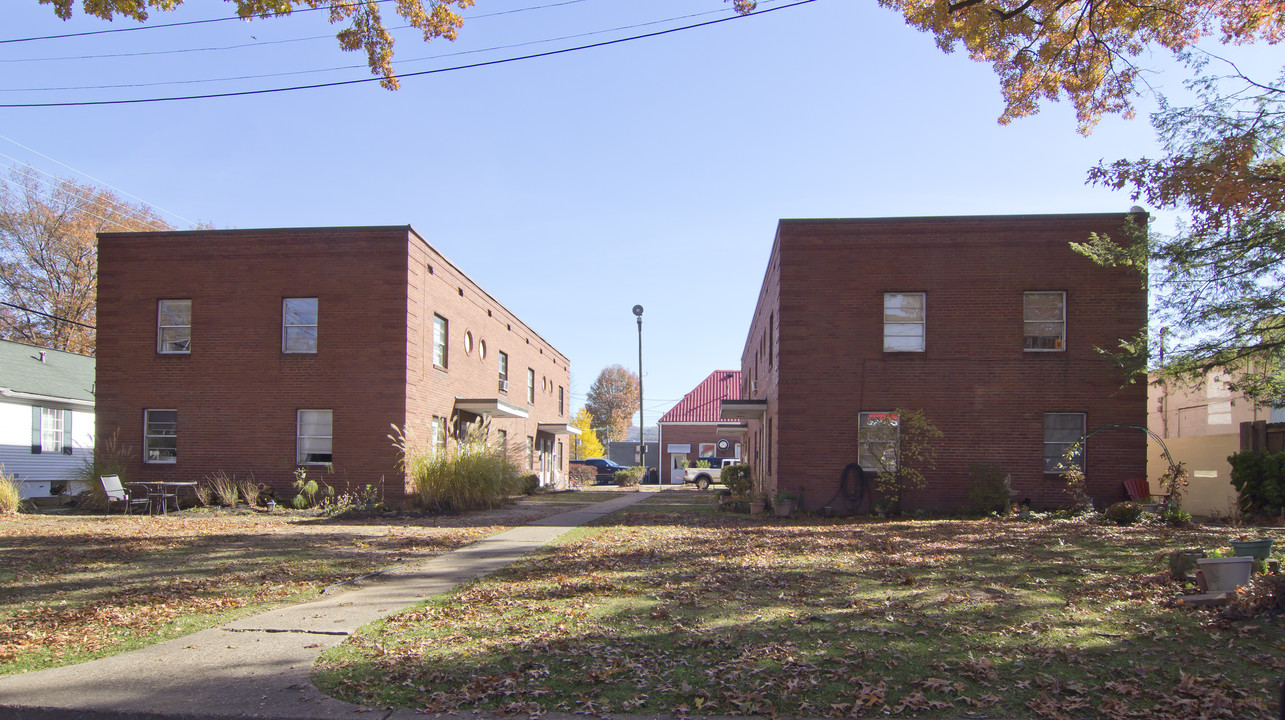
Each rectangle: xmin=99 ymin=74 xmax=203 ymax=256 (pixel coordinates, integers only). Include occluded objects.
xmin=670 ymin=453 xmax=687 ymax=484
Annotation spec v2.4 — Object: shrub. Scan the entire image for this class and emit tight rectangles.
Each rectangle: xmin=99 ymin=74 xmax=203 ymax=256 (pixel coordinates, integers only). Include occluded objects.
xmin=0 ymin=465 xmax=20 ymax=514
xmin=569 ymin=465 xmax=597 ymax=487
xmin=290 ymin=466 xmax=334 ymax=509
xmin=614 ymin=466 xmax=644 ymax=487
xmin=1228 ymin=450 xmax=1285 ymax=517
xmin=1104 ymin=501 xmax=1144 ymax=525
xmin=693 ymin=459 xmax=711 ymax=469
xmin=967 ymin=463 xmax=1011 ymax=515
xmin=73 ymin=429 xmax=133 ymax=511
xmin=392 ymin=416 xmax=523 ymax=513
xmin=520 ymin=474 xmax=540 ymax=495
xmin=1163 ymin=506 xmax=1193 ymax=527
xmin=721 ymin=464 xmax=752 ymax=497
xmin=237 ymin=476 xmax=262 ymax=506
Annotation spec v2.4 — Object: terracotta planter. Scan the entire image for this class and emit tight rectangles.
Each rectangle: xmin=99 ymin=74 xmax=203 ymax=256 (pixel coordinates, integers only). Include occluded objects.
xmin=774 ymin=499 xmax=795 ymax=517
xmin=749 ymin=501 xmax=766 ymax=515
xmin=1195 ymin=557 xmax=1254 ymax=593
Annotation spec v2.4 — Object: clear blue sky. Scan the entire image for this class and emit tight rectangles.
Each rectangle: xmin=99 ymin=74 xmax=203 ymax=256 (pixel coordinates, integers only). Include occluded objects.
xmin=1 ymin=0 xmax=1276 ymax=423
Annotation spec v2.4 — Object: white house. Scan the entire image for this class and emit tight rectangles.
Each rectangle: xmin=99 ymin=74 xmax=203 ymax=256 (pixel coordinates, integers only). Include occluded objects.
xmin=0 ymin=339 xmax=95 ymax=499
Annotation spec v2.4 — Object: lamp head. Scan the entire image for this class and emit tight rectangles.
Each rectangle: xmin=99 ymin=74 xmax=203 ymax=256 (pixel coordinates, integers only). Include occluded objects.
xmin=632 ymin=304 xmax=644 ymax=317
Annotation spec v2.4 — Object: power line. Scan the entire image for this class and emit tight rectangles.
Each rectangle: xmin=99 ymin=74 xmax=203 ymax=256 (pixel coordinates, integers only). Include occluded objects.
xmin=0 ymin=158 xmax=172 ymax=232
xmin=0 ymin=0 xmax=816 ymax=108
xmin=0 ymin=301 xmax=96 ymax=330
xmin=0 ymin=134 xmax=196 ymax=226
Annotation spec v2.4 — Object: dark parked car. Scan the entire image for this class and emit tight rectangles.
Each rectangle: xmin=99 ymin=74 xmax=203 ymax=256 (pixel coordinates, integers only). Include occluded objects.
xmin=571 ymin=458 xmax=630 ymax=484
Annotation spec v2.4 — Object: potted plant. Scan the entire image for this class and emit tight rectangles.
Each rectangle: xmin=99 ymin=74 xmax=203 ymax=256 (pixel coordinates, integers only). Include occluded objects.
xmin=1195 ymin=548 xmax=1255 ymax=593
xmin=774 ymin=490 xmax=797 ymax=517
xmin=749 ymin=490 xmax=767 ymax=516
xmin=1228 ymin=535 xmax=1275 ymax=560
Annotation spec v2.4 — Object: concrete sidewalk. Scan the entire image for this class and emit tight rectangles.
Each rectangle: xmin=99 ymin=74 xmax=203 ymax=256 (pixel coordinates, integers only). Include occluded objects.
xmin=0 ymin=491 xmax=654 ymax=720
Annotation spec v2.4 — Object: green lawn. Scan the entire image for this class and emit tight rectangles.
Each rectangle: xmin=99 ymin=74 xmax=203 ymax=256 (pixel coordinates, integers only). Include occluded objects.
xmin=317 ymin=506 xmax=1285 ymax=718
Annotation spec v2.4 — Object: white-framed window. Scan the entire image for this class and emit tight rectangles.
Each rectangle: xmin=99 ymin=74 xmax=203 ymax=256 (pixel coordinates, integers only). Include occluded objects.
xmin=1024 ymin=291 xmax=1066 ymax=351
xmin=558 ymin=386 xmax=564 ymax=416
xmin=144 ymin=409 xmax=178 ymax=464
xmin=463 ymin=331 xmax=474 ymax=356
xmin=431 ymin=416 xmax=447 ymax=456
xmin=157 ymin=299 xmax=191 ymax=354
xmin=858 ymin=411 xmax=900 ymax=472
xmin=32 ymin=407 xmax=71 ymax=455
xmin=496 ymin=429 xmax=508 ymax=455
xmin=297 ymin=409 xmax=333 ymax=465
xmin=884 ymin=293 xmax=925 ymax=352
xmin=1044 ymin=412 xmax=1086 ymax=473
xmin=282 ymin=298 xmax=318 ymax=353
xmin=498 ymin=351 xmax=509 ymax=392
xmin=527 ymin=368 xmax=535 ymax=403
xmin=526 ymin=436 xmax=534 ymax=469
xmin=433 ymin=314 xmax=448 ymax=368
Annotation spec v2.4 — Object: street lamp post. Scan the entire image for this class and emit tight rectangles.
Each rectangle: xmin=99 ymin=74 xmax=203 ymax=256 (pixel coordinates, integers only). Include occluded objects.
xmin=632 ymin=304 xmax=645 ymax=480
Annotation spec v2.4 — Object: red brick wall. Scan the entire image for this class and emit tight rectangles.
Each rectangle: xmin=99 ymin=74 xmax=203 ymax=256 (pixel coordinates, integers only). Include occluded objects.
xmin=739 ymin=233 xmax=782 ymax=497
xmin=742 ymin=214 xmax=1147 ymax=512
xmin=96 ymin=226 xmax=571 ymax=505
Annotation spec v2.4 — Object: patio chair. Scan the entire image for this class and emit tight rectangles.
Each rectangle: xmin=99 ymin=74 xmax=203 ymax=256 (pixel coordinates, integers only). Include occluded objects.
xmin=101 ymin=475 xmax=150 ymax=515
xmin=1123 ymin=477 xmax=1169 ymax=509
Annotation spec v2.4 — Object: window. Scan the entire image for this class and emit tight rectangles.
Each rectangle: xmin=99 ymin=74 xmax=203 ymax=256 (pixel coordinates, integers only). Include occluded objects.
xmin=144 ymin=410 xmax=178 ymax=464
xmin=463 ymin=331 xmax=473 ymax=355
xmin=431 ymin=416 xmax=447 ymax=456
xmin=527 ymin=368 xmax=535 ymax=403
xmin=884 ymin=293 xmax=925 ymax=352
xmin=157 ymin=299 xmax=191 ymax=354
xmin=526 ymin=436 xmax=534 ymax=469
xmin=31 ymin=407 xmax=72 ymax=455
xmin=497 ymin=429 xmax=508 ymax=455
xmin=1024 ymin=292 xmax=1066 ymax=351
xmin=858 ymin=411 xmax=900 ymax=472
xmin=296 ymin=409 xmax=332 ymax=465
xmin=1044 ymin=412 xmax=1085 ymax=473
xmin=282 ymin=298 xmax=318 ymax=353
xmin=768 ymin=312 xmax=774 ymax=369
xmin=498 ymin=351 xmax=509 ymax=392
xmin=558 ymin=386 xmax=565 ymax=416
xmin=433 ymin=314 xmax=448 ymax=368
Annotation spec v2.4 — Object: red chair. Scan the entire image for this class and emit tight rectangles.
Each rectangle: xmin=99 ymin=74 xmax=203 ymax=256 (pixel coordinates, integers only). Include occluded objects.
xmin=1123 ymin=477 xmax=1169 ymax=505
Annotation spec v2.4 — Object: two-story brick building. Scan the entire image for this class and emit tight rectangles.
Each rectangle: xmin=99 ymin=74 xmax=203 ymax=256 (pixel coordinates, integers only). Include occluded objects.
xmin=96 ymin=226 xmax=573 ymax=505
xmin=724 ymin=213 xmax=1148 ymax=513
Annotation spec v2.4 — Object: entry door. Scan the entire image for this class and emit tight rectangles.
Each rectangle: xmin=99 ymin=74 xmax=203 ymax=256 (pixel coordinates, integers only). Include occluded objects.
xmin=670 ymin=454 xmax=686 ymax=484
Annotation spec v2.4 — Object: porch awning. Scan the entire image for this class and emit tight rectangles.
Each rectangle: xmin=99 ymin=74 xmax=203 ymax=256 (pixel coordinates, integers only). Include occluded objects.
xmin=720 ymin=400 xmax=766 ymax=420
xmin=716 ymin=423 xmax=750 ymax=436
xmin=537 ymin=423 xmax=581 ymax=435
xmin=454 ymin=398 xmax=530 ymax=419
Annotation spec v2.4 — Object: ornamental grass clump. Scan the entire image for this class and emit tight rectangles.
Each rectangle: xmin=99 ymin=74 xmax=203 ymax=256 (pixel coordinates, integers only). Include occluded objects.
xmin=0 ymin=465 xmax=20 ymax=514
xmin=73 ymin=429 xmax=133 ymax=510
xmin=391 ymin=416 xmax=522 ymax=513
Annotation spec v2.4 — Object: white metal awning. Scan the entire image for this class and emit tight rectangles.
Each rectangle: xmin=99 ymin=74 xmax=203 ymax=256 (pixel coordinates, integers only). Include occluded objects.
xmin=537 ymin=423 xmax=581 ymax=435
xmin=720 ymin=400 xmax=766 ymax=420
xmin=716 ymin=423 xmax=750 ymax=436
xmin=454 ymin=398 xmax=530 ymax=419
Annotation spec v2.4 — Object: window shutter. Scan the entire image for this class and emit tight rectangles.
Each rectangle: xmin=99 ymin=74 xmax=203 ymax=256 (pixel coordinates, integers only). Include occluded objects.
xmin=62 ymin=409 xmax=73 ymax=455
xmin=31 ymin=406 xmax=41 ymax=454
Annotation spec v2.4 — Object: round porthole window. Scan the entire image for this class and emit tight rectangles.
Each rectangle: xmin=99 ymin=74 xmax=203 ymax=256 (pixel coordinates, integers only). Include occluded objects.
xmin=463 ymin=331 xmax=474 ymax=355
xmin=478 ymin=339 xmax=487 ymax=360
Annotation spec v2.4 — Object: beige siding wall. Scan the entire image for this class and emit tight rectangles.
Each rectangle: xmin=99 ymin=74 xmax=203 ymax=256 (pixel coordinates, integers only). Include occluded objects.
xmin=1147 ymin=433 xmax=1239 ymax=517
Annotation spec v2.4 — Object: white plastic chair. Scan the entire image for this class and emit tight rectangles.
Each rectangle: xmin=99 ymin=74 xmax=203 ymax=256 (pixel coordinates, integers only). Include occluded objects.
xmin=101 ymin=475 xmax=150 ymax=515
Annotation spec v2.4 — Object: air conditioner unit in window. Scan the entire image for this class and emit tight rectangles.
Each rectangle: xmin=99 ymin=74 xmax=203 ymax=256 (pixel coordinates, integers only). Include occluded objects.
xmin=750 ymin=380 xmax=758 ymax=393
xmin=498 ymin=379 xmax=509 ymax=392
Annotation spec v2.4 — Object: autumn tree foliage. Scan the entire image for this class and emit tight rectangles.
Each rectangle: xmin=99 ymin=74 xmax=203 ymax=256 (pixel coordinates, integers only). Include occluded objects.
xmin=1078 ymin=66 xmax=1285 ymax=402
xmin=37 ymin=0 xmax=473 ymax=90
xmin=0 ymin=166 xmax=173 ymax=354
xmin=569 ymin=408 xmax=604 ymax=460
xmin=584 ymin=365 xmax=639 ymax=442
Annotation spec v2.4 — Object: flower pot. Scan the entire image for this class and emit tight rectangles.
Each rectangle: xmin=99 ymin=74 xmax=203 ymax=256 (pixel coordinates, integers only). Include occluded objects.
xmin=749 ymin=501 xmax=766 ymax=515
xmin=774 ymin=499 xmax=795 ymax=517
xmin=1229 ymin=538 xmax=1274 ymax=560
xmin=1195 ymin=557 xmax=1254 ymax=593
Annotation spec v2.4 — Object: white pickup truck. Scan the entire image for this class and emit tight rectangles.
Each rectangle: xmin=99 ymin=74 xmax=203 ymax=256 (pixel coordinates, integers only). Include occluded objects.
xmin=676 ymin=458 xmax=740 ymax=490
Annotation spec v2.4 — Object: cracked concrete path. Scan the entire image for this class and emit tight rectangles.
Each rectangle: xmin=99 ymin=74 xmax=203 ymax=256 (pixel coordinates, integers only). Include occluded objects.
xmin=0 ymin=491 xmax=653 ymax=720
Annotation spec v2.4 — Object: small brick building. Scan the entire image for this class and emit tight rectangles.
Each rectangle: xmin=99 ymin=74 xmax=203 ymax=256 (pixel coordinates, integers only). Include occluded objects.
xmin=657 ymin=370 xmax=743 ymax=483
xmin=96 ymin=226 xmax=573 ymax=505
xmin=725 ymin=213 xmax=1148 ymax=513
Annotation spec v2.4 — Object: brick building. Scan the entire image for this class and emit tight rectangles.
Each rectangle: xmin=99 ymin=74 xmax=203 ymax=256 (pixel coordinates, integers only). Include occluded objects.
xmin=657 ymin=370 xmax=743 ymax=483
xmin=724 ymin=214 xmax=1148 ymax=513
xmin=96 ymin=226 xmax=573 ymax=505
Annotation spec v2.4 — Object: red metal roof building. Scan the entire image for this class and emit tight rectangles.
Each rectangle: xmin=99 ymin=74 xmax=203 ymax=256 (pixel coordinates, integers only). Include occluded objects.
xmin=657 ymin=370 xmax=744 ymax=483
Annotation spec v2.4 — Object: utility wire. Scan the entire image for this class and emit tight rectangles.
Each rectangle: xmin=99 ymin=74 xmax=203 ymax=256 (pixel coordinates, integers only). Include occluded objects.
xmin=0 ymin=0 xmax=778 ymax=91
xmin=0 ymin=156 xmax=172 ymax=232
xmin=0 ymin=301 xmax=96 ymax=329
xmin=0 ymin=0 xmax=594 ymax=65
xmin=0 ymin=0 xmax=816 ymax=108
xmin=0 ymin=133 xmax=196 ymax=226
